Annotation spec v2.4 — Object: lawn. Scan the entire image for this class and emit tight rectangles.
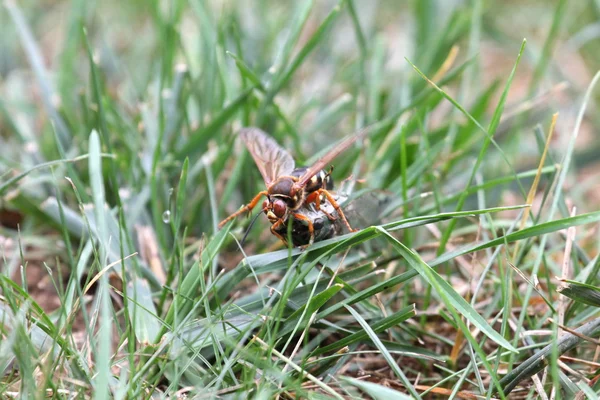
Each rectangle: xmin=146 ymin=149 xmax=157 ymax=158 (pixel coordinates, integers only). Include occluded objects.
xmin=1 ymin=0 xmax=600 ymax=398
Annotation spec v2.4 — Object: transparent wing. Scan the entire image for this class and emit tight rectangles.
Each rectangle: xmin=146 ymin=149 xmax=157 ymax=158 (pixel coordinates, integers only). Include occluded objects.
xmin=295 ymin=127 xmax=368 ymax=189
xmin=239 ymin=128 xmax=295 ymax=185
xmin=333 ymin=190 xmax=392 ymax=231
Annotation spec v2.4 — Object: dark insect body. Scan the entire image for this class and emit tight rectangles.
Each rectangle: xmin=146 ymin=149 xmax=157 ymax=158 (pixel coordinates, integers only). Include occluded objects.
xmin=273 ymin=191 xmax=391 ymax=247
xmin=219 ymin=127 xmax=364 ymax=245
xmin=273 ymin=194 xmax=345 ymax=247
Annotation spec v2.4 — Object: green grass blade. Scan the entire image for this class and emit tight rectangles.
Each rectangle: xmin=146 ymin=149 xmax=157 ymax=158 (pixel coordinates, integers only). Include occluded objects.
xmin=176 ymin=87 xmax=254 ymax=157
xmin=558 ymin=279 xmax=600 ymax=308
xmin=340 ymin=376 xmax=414 ymax=400
xmin=436 ymin=39 xmax=527 ymax=254
xmin=88 ymin=130 xmax=113 ymax=399
xmin=286 ymin=284 xmax=344 ymax=322
xmin=499 ymin=318 xmax=600 ymax=395
xmin=377 ymin=227 xmax=517 ymax=353
xmin=5 ymin=0 xmax=71 ymax=146
xmin=346 ymin=306 xmax=421 ymax=398
xmin=270 ymin=0 xmax=314 ymax=77
xmin=313 ymin=305 xmax=416 ymax=356
xmin=257 ymin=1 xmax=344 ymax=123
xmin=0 ymin=154 xmax=113 ymax=196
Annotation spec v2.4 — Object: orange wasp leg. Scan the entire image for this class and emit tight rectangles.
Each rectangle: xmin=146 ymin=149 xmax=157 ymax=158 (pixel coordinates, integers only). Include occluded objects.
xmin=291 ymin=213 xmax=315 ymax=245
xmin=315 ymin=189 xmax=357 ymax=233
xmin=218 ymin=190 xmax=268 ymax=228
xmin=270 ymin=219 xmax=289 ymax=246
xmin=305 ymin=191 xmax=336 ymax=221
xmin=270 ymin=214 xmax=314 ymax=246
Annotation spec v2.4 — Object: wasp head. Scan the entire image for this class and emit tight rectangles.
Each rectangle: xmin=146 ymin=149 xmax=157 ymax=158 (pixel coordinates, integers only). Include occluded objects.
xmin=268 ymin=176 xmax=304 ymax=209
xmin=263 ymin=196 xmax=288 ymax=222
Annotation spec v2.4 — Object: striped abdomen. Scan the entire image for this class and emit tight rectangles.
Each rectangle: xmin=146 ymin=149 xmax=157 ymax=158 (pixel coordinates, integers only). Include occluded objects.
xmin=291 ymin=167 xmax=334 ymax=193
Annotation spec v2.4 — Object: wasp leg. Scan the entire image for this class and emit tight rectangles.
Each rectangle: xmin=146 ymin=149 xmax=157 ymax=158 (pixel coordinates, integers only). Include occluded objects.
xmin=290 ymin=212 xmax=315 ymax=246
xmin=305 ymin=191 xmax=336 ymax=221
xmin=317 ymin=189 xmax=357 ymax=232
xmin=325 ymin=165 xmax=334 ymax=179
xmin=270 ymin=219 xmax=289 ymax=246
xmin=218 ymin=190 xmax=268 ymax=228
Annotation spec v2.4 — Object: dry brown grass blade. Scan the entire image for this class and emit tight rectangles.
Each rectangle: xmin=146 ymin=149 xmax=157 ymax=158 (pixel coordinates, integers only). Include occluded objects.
xmin=432 ymin=45 xmax=460 ymax=82
xmin=557 ymin=206 xmax=577 ymax=336
xmin=548 ymin=318 xmax=600 ymax=346
xmin=415 ymin=384 xmax=497 ymax=399
xmin=512 ymin=112 xmax=558 ymax=260
xmin=136 ymin=225 xmax=166 ymax=285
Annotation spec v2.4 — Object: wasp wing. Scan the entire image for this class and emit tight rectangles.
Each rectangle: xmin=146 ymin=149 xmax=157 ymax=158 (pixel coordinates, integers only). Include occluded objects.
xmin=239 ymin=128 xmax=295 ymax=185
xmin=334 ymin=190 xmax=392 ymax=231
xmin=295 ymin=127 xmax=367 ymax=189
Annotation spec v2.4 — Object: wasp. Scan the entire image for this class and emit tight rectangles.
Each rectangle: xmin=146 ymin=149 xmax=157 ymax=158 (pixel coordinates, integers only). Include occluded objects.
xmin=218 ymin=127 xmax=364 ymax=244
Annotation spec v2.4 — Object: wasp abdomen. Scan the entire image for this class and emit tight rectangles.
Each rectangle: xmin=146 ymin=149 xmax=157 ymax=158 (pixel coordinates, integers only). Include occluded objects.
xmin=291 ymin=167 xmax=333 ymax=193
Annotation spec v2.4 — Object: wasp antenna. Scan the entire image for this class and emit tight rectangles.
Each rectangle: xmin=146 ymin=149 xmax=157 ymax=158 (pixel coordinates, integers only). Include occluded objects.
xmin=240 ymin=208 xmax=266 ymax=247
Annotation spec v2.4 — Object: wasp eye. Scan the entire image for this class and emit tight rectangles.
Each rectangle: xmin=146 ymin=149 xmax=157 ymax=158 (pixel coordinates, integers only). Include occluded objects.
xmin=273 ymin=199 xmax=287 ymax=218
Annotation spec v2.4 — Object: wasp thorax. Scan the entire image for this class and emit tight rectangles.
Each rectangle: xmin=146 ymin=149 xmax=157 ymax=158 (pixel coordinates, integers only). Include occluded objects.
xmin=269 ymin=177 xmax=294 ymax=195
xmin=268 ymin=177 xmax=303 ymax=208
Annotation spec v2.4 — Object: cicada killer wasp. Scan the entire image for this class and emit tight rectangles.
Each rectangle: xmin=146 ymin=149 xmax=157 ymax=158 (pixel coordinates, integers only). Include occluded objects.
xmin=218 ymin=127 xmax=364 ymax=245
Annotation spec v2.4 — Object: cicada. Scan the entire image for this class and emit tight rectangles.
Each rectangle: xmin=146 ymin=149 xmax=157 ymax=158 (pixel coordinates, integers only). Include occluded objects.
xmin=218 ymin=127 xmax=364 ymax=244
xmin=272 ymin=190 xmax=390 ymax=246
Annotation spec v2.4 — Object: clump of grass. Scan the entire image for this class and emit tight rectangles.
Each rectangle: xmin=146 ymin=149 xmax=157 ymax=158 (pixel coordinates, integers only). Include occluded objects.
xmin=1 ymin=0 xmax=600 ymax=398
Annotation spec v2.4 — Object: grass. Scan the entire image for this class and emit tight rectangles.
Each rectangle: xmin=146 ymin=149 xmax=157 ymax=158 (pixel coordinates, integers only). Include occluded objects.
xmin=1 ymin=0 xmax=600 ymax=398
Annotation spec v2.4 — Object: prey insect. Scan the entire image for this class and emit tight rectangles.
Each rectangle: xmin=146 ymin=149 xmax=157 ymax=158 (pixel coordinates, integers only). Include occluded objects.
xmin=272 ymin=194 xmax=349 ymax=247
xmin=218 ymin=127 xmax=363 ymax=245
xmin=273 ymin=190 xmax=391 ymax=247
